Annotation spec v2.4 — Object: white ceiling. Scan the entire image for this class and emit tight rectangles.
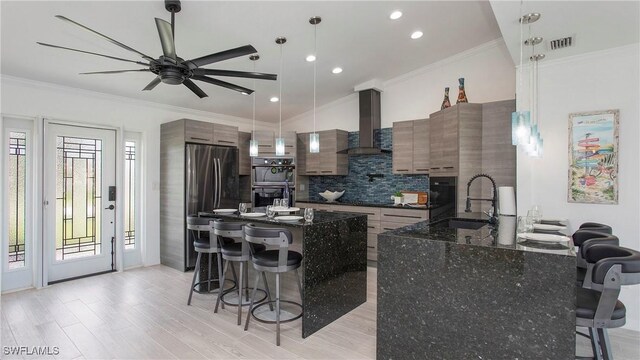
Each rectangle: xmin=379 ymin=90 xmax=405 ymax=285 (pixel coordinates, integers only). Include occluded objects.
xmin=1 ymin=1 xmax=502 ymax=122
xmin=490 ymin=1 xmax=639 ymax=65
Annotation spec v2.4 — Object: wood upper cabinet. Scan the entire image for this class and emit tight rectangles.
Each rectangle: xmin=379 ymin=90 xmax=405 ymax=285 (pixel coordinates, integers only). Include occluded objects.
xmin=392 ymin=119 xmax=429 ymax=174
xmin=238 ymin=131 xmax=251 ymax=176
xmin=254 ymin=130 xmax=296 ymax=156
xmin=298 ymin=130 xmax=348 ymax=175
xmin=392 ymin=120 xmax=414 ymax=174
xmin=296 ymin=133 xmax=308 ymax=174
xmin=183 ymin=119 xmax=238 ymax=147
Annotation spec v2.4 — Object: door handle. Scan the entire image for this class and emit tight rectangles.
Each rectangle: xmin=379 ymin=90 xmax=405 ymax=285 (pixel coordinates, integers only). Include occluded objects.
xmin=104 ymin=204 xmax=115 ymax=210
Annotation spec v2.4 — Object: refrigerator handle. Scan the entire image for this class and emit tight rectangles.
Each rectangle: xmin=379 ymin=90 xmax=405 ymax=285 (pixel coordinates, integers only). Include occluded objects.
xmin=217 ymin=158 xmax=222 ymax=208
xmin=213 ymin=158 xmax=219 ymax=209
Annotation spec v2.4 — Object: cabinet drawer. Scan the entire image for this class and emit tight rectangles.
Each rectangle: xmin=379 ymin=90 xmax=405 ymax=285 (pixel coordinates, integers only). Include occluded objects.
xmin=367 ymin=233 xmax=378 ymax=261
xmin=212 ymin=124 xmax=238 ymax=147
xmin=184 ymin=120 xmax=214 ymax=144
xmin=328 ymin=205 xmax=381 ymax=221
xmin=380 ymin=222 xmax=409 ymax=231
xmin=380 ymin=208 xmax=428 ymax=224
xmin=367 ymin=221 xmax=381 ymax=234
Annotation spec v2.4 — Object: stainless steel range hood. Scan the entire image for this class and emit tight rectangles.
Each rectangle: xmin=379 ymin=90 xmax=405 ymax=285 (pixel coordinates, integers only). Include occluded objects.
xmin=344 ymin=89 xmax=390 ymax=155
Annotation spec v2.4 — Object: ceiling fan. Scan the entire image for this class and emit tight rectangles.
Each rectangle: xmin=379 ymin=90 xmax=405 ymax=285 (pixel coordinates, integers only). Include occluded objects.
xmin=37 ymin=0 xmax=277 ymax=98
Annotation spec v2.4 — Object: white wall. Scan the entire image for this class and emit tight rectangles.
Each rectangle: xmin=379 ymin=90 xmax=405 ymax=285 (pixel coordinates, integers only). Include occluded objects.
xmin=0 ymin=75 xmax=274 ymax=269
xmin=517 ymin=44 xmax=640 ymax=331
xmin=284 ymin=39 xmax=516 ymax=131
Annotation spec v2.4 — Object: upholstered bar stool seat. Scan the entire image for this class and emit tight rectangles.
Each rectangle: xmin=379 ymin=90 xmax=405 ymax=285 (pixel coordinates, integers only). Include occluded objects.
xmin=578 ymin=222 xmax=613 ymax=235
xmin=572 ymin=229 xmax=619 ymax=287
xmin=252 ymin=250 xmax=303 ymax=267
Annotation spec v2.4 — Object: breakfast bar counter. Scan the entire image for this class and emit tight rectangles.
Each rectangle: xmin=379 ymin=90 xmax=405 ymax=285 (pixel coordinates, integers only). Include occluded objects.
xmin=200 ymin=209 xmax=367 ymax=338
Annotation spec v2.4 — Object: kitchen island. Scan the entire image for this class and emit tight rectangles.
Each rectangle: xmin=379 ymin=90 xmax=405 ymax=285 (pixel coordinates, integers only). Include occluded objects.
xmin=377 ymin=213 xmax=576 ymax=359
xmin=200 ymin=209 xmax=367 ymax=338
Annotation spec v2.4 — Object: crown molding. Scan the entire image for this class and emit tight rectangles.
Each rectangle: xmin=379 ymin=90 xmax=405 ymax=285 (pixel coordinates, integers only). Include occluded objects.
xmin=383 ymin=38 xmax=508 ymax=88
xmin=0 ymin=74 xmax=273 ymax=128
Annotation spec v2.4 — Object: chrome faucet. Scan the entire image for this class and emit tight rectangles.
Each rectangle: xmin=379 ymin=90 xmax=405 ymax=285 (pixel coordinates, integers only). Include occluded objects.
xmin=465 ymin=173 xmax=498 ymax=224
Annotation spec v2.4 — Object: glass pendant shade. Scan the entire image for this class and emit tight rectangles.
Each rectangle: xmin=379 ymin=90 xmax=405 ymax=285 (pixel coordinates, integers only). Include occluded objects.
xmin=511 ymin=110 xmax=531 ymax=145
xmin=275 ymin=137 xmax=285 ymax=156
xmin=249 ymin=139 xmax=259 ymax=157
xmin=309 ymin=133 xmax=320 ymax=153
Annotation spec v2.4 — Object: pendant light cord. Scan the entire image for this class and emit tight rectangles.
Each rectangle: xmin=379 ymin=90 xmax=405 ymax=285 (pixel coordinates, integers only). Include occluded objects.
xmin=517 ymin=0 xmax=523 ymax=111
xmin=313 ymin=22 xmax=317 ymax=135
xmin=252 ymin=60 xmax=256 ymax=139
xmin=279 ymin=42 xmax=283 ymax=138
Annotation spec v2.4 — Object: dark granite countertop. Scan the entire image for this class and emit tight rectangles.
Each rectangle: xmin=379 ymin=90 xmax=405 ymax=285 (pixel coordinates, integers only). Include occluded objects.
xmin=296 ymin=199 xmax=430 ymax=211
xmin=380 ymin=212 xmax=576 ymax=256
xmin=199 ymin=207 xmax=366 ymax=228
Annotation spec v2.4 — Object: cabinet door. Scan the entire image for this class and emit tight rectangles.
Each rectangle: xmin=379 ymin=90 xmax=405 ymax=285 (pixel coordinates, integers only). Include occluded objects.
xmin=412 ymin=119 xmax=429 ymax=174
xmin=441 ymin=108 xmax=459 ymax=174
xmin=296 ymin=133 xmax=307 ymax=174
xmin=429 ymin=111 xmax=445 ymax=173
xmin=254 ymin=130 xmax=275 ymax=153
xmin=392 ymin=121 xmax=414 ymax=174
xmin=238 ymin=131 xmax=251 ymax=175
xmin=184 ymin=120 xmax=214 ymax=144
xmin=212 ymin=124 xmax=239 ymax=147
xmin=319 ymin=130 xmax=338 ymax=174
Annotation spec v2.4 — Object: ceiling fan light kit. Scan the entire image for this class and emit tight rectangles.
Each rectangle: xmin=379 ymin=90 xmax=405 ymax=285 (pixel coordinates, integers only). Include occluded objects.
xmin=38 ymin=0 xmax=277 ymax=99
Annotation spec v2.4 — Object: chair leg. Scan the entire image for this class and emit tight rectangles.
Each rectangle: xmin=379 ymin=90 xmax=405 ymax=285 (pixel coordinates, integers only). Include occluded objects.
xmin=597 ymin=328 xmax=613 ymax=360
xmin=589 ymin=327 xmax=603 ymax=360
xmin=276 ymin=272 xmax=281 ymax=346
xmin=187 ymin=252 xmax=202 ymax=305
xmin=216 ymin=252 xmax=226 ymax=309
xmin=230 ymin=260 xmax=239 ymax=286
xmin=207 ymin=253 xmax=213 ymax=292
xmin=262 ymin=272 xmax=274 ymax=311
xmin=237 ymin=261 xmax=244 ymax=325
xmin=244 ymin=271 xmax=261 ymax=331
xmin=214 ymin=259 xmax=229 ymax=313
xmin=244 ymin=261 xmax=250 ymax=301
xmin=294 ymin=268 xmax=303 ymax=303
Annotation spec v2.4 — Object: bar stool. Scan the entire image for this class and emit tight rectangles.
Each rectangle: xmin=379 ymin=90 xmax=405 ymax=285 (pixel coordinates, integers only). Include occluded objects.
xmin=576 ymin=244 xmax=640 ymax=359
xmin=186 ymin=215 xmax=235 ymax=305
xmin=573 ymin=230 xmax=619 ymax=287
xmin=243 ymin=223 xmax=303 ymax=346
xmin=213 ymin=219 xmax=271 ymax=325
xmin=578 ymin=222 xmax=613 ymax=235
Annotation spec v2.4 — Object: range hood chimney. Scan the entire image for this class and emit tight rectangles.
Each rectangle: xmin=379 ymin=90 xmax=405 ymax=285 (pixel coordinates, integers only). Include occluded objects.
xmin=346 ymin=88 xmax=390 ymax=155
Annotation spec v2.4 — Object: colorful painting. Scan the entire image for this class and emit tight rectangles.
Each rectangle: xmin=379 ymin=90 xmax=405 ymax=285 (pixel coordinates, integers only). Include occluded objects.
xmin=568 ymin=110 xmax=619 ymax=204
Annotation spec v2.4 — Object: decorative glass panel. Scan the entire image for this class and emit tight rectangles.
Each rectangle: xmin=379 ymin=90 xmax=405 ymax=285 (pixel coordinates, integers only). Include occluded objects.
xmin=124 ymin=141 xmax=136 ymax=250
xmin=56 ymin=136 xmax=102 ymax=260
xmin=8 ymin=132 xmax=26 ymax=269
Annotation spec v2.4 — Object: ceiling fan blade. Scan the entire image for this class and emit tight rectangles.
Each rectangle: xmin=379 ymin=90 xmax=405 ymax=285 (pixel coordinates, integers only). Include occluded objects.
xmin=155 ymin=18 xmax=176 ymax=62
xmin=192 ymin=75 xmax=254 ymax=95
xmin=183 ymin=79 xmax=208 ymax=98
xmin=37 ymin=42 xmax=150 ymax=66
xmin=143 ymin=76 xmax=162 ymax=91
xmin=192 ymin=69 xmax=277 ymax=81
xmin=55 ymin=15 xmax=155 ymax=61
xmin=184 ymin=45 xmax=257 ymax=69
xmin=79 ymin=69 xmax=151 ymax=74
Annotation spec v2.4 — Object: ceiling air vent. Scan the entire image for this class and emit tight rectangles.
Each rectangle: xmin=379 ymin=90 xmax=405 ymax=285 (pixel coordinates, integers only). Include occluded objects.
xmin=549 ymin=36 xmax=574 ymax=50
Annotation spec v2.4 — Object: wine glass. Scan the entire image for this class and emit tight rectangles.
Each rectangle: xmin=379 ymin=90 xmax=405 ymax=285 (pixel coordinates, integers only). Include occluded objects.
xmin=281 ymin=198 xmax=289 ymax=209
xmin=273 ymin=199 xmax=281 ymax=208
xmin=517 ymin=216 xmax=534 ymax=234
xmin=266 ymin=205 xmax=276 ymax=219
xmin=527 ymin=209 xmax=541 ymax=224
xmin=238 ymin=202 xmax=247 ymax=214
xmin=304 ymin=208 xmax=314 ymax=222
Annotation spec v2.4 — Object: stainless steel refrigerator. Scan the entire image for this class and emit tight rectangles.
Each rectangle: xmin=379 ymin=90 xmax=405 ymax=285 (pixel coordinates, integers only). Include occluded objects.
xmin=185 ymin=144 xmax=239 ymax=269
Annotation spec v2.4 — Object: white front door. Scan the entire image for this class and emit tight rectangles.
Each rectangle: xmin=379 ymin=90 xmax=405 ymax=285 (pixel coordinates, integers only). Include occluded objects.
xmin=44 ymin=123 xmax=116 ymax=283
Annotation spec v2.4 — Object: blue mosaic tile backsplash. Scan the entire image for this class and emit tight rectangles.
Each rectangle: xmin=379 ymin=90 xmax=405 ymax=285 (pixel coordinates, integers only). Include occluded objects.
xmin=308 ymin=128 xmax=429 ymax=204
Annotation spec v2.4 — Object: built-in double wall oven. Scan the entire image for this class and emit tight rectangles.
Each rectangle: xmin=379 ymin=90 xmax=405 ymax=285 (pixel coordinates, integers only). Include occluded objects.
xmin=252 ymin=157 xmax=295 ymax=207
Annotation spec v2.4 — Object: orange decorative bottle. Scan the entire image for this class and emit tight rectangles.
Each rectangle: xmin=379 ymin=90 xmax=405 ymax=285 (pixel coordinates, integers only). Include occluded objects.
xmin=456 ymin=77 xmax=468 ymax=104
xmin=441 ymin=87 xmax=451 ymax=110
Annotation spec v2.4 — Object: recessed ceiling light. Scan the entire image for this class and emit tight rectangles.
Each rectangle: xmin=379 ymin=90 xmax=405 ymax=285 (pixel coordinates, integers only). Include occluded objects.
xmin=390 ymin=10 xmax=403 ymax=20
xmin=306 ymin=54 xmax=316 ymax=62
xmin=411 ymin=31 xmax=423 ymax=40
xmin=332 ymin=67 xmax=343 ymax=74
xmin=270 ymin=97 xmax=279 ymax=102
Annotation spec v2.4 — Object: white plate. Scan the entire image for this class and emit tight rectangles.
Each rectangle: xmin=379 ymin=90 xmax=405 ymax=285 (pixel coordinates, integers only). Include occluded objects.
xmin=517 ymin=233 xmax=570 ymax=243
xmin=213 ymin=209 xmax=237 ymax=214
xmin=272 ymin=207 xmax=300 ymax=213
xmin=240 ymin=213 xmax=266 ymax=217
xmin=533 ymin=223 xmax=567 ymax=231
xmin=275 ymin=216 xmax=304 ymax=223
xmin=540 ymin=218 xmax=568 ymax=225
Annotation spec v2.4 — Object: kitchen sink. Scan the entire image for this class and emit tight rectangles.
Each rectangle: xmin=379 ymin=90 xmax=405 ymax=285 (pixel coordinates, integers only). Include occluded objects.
xmin=434 ymin=218 xmax=489 ymax=230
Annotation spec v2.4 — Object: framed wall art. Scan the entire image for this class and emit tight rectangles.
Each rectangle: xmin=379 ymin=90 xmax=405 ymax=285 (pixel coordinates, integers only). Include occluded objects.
xmin=568 ymin=109 xmax=619 ymax=204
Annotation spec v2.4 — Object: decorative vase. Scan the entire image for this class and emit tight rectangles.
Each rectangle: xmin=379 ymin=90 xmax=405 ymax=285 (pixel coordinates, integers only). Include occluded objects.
xmin=456 ymin=77 xmax=468 ymax=104
xmin=391 ymin=196 xmax=403 ymax=205
xmin=440 ymin=87 xmax=451 ymax=110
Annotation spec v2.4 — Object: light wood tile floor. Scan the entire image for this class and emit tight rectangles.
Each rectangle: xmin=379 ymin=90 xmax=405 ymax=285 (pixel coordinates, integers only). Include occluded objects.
xmin=1 ymin=265 xmax=638 ymax=359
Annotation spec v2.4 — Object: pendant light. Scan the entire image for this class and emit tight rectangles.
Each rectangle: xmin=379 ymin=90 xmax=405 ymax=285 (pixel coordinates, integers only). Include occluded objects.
xmin=249 ymin=54 xmax=260 ymax=157
xmin=275 ymin=36 xmax=287 ymax=156
xmin=511 ymin=5 xmax=535 ymax=147
xmin=524 ymin=13 xmax=545 ymax=158
xmin=309 ymin=16 xmax=321 ymax=153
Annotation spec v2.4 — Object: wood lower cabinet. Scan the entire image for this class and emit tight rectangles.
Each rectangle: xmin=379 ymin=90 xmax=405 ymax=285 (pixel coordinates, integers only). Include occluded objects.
xmin=298 ymin=130 xmax=348 ymax=175
xmin=238 ymin=131 xmax=251 ymax=175
xmin=296 ymin=202 xmax=428 ymax=261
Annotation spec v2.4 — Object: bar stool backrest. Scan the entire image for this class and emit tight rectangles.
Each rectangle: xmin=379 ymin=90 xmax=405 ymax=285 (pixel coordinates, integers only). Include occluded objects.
xmin=583 ymin=244 xmax=640 ymax=327
xmin=579 ymin=222 xmax=613 ymax=235
xmin=186 ymin=215 xmax=220 ymax=251
xmin=243 ymin=223 xmax=293 ymax=271
xmin=574 ymin=230 xmax=619 ymax=269
xmin=214 ymin=219 xmax=249 ymax=256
